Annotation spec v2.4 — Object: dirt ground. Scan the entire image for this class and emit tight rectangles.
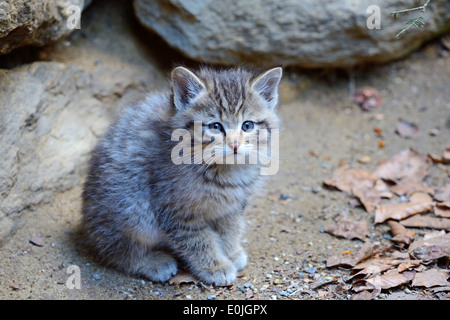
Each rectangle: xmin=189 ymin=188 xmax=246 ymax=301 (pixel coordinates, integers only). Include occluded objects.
xmin=0 ymin=1 xmax=449 ymax=300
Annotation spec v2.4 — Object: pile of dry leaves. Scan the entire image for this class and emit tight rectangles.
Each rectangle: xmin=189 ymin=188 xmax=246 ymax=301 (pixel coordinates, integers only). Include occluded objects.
xmin=323 ymin=148 xmax=450 ymax=299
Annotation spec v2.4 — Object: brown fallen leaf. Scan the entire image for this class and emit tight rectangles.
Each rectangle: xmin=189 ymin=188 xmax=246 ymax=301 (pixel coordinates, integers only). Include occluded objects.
xmin=390 ymin=178 xmax=434 ymax=197
xmin=350 ymin=288 xmax=381 ymax=300
xmin=409 ymin=233 xmax=450 ymax=262
xmin=434 ymin=184 xmax=450 ymax=202
xmin=399 ymin=215 xmax=450 ymax=231
xmin=352 ymin=87 xmax=383 ymax=111
xmin=29 ymin=235 xmax=45 ymax=247
xmin=352 ymin=262 xmax=394 ymax=279
xmin=365 ymin=270 xmax=415 ymax=290
xmin=395 ymin=120 xmax=420 ymax=139
xmin=411 ymin=269 xmax=450 ymax=288
xmin=374 ymin=148 xmax=432 ymax=181
xmin=323 ymin=166 xmax=377 ymax=193
xmin=429 ymin=149 xmax=450 ymax=165
xmin=168 ymin=271 xmax=198 ymax=286
xmin=326 ymin=242 xmax=379 ymax=268
xmin=442 ymin=149 xmax=450 ymax=164
xmin=397 ymin=260 xmax=421 ymax=272
xmin=374 ymin=192 xmax=434 ymax=224
xmin=387 ymin=220 xmax=415 ymax=246
xmin=323 ymin=166 xmax=392 ymax=212
xmin=352 ymin=179 xmax=393 ymax=212
xmin=435 ymin=202 xmax=450 ymax=218
xmin=324 ymin=218 xmax=369 ymax=241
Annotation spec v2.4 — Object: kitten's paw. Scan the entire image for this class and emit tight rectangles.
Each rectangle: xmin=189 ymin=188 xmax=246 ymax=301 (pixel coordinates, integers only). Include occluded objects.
xmin=229 ymin=248 xmax=248 ymax=271
xmin=196 ymin=260 xmax=237 ymax=286
xmin=135 ymin=251 xmax=178 ymax=283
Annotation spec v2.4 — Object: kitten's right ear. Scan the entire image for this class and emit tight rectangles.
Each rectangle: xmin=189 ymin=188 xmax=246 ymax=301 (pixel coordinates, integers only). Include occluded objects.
xmin=251 ymin=67 xmax=282 ymax=109
xmin=171 ymin=66 xmax=206 ymax=112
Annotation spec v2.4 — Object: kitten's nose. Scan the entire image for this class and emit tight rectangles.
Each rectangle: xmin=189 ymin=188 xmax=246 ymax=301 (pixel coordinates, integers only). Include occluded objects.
xmin=230 ymin=142 xmax=240 ymax=154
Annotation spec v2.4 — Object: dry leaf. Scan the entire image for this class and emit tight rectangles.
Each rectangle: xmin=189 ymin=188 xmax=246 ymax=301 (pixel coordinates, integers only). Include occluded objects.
xmin=29 ymin=235 xmax=45 ymax=247
xmin=324 ymin=219 xmax=369 ymax=241
xmin=352 ymin=179 xmax=393 ymax=212
xmin=434 ymin=184 xmax=450 ymax=202
xmin=352 ymin=87 xmax=383 ymax=111
xmin=169 ymin=271 xmax=198 ymax=285
xmin=374 ymin=148 xmax=432 ymax=181
xmin=429 ymin=149 xmax=450 ymax=164
xmin=411 ymin=269 xmax=450 ymax=288
xmin=387 ymin=220 xmax=414 ymax=246
xmin=435 ymin=202 xmax=450 ymax=218
xmin=374 ymin=192 xmax=434 ymax=224
xmin=352 ymin=262 xmax=394 ymax=278
xmin=350 ymin=288 xmax=381 ymax=300
xmin=390 ymin=178 xmax=434 ymax=196
xmin=396 ymin=120 xmax=420 ymax=139
xmin=323 ymin=166 xmax=377 ymax=193
xmin=326 ymin=255 xmax=356 ymax=268
xmin=442 ymin=149 xmax=450 ymax=164
xmin=323 ymin=166 xmax=392 ymax=212
xmin=399 ymin=215 xmax=450 ymax=231
xmin=365 ymin=270 xmax=415 ymax=290
xmin=397 ymin=260 xmax=421 ymax=272
xmin=326 ymin=242 xmax=378 ymax=268
xmin=409 ymin=233 xmax=450 ymax=262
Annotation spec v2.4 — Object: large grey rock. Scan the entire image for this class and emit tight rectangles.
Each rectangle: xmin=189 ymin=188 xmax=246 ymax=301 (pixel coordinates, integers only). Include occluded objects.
xmin=0 ymin=0 xmax=90 ymax=55
xmin=134 ymin=0 xmax=450 ymax=68
xmin=0 ymin=61 xmax=150 ymax=246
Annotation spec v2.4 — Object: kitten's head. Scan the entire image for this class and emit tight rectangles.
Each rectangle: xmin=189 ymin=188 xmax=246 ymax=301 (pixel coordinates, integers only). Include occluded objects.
xmin=170 ymin=66 xmax=281 ymax=167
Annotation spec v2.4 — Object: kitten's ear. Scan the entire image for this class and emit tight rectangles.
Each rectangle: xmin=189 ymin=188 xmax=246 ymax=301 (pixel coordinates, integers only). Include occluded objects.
xmin=251 ymin=67 xmax=282 ymax=109
xmin=171 ymin=66 xmax=206 ymax=111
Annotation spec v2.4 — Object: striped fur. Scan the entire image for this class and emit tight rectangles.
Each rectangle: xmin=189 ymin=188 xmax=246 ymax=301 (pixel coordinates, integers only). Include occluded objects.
xmin=79 ymin=66 xmax=282 ymax=285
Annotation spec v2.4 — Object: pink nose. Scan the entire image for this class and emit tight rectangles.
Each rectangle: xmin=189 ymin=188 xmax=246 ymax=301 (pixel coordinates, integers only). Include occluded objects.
xmin=230 ymin=142 xmax=240 ymax=154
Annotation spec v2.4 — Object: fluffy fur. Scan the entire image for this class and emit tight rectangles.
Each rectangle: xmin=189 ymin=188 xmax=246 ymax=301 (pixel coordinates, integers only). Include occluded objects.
xmin=79 ymin=66 xmax=282 ymax=285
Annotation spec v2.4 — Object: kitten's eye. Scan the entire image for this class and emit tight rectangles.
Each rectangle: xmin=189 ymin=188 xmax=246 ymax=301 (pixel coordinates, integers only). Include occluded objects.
xmin=208 ymin=122 xmax=224 ymax=133
xmin=241 ymin=121 xmax=255 ymax=132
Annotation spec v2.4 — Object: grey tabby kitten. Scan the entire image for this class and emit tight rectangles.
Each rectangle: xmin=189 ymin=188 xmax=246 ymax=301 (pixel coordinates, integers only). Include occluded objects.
xmin=79 ymin=66 xmax=282 ymax=285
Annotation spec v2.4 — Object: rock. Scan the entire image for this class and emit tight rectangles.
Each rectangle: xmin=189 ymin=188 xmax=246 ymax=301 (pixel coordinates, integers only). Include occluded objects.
xmin=0 ymin=0 xmax=91 ymax=55
xmin=0 ymin=61 xmax=150 ymax=246
xmin=133 ymin=0 xmax=450 ymax=68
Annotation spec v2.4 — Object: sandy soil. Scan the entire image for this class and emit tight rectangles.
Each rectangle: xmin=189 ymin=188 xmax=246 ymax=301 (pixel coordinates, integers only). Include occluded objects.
xmin=0 ymin=0 xmax=448 ymax=300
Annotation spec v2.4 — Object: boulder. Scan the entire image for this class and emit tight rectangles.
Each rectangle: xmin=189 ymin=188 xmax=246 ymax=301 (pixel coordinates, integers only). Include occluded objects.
xmin=0 ymin=61 xmax=149 ymax=246
xmin=133 ymin=0 xmax=450 ymax=68
xmin=0 ymin=0 xmax=91 ymax=55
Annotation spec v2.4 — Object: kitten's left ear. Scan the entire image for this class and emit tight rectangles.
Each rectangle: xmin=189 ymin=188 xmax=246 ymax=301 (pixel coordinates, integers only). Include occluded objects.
xmin=251 ymin=67 xmax=283 ymax=109
xmin=171 ymin=66 xmax=207 ymax=112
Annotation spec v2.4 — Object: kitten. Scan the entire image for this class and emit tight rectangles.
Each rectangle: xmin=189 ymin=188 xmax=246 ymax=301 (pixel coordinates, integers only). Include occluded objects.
xmin=79 ymin=66 xmax=282 ymax=285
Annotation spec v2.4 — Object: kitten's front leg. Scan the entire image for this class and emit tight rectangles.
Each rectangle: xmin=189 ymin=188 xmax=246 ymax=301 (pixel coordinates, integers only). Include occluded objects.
xmin=210 ymin=212 xmax=248 ymax=271
xmin=168 ymin=223 xmax=237 ymax=286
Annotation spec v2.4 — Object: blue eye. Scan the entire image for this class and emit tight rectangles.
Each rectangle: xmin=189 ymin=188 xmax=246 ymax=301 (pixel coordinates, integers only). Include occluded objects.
xmin=208 ymin=122 xmax=224 ymax=133
xmin=242 ymin=121 xmax=255 ymax=132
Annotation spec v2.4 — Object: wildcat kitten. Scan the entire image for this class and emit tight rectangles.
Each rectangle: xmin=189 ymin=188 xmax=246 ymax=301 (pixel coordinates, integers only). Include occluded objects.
xmin=79 ymin=66 xmax=282 ymax=285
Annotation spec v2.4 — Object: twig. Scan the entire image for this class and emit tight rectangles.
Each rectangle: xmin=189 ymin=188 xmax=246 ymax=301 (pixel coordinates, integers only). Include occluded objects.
xmin=390 ymin=0 xmax=431 ymax=38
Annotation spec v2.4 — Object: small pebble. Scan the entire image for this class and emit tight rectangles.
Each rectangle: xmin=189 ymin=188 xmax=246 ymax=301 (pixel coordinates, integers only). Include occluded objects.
xmin=266 ymin=274 xmax=273 ymax=279
xmin=207 ymin=295 xmax=216 ymax=300
xmin=304 ymin=267 xmax=317 ymax=274
xmin=312 ymin=186 xmax=322 ymax=193
xmin=92 ymin=273 xmax=102 ymax=281
xmin=279 ymin=291 xmax=289 ymax=296
xmin=280 ymin=193 xmax=290 ymax=200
